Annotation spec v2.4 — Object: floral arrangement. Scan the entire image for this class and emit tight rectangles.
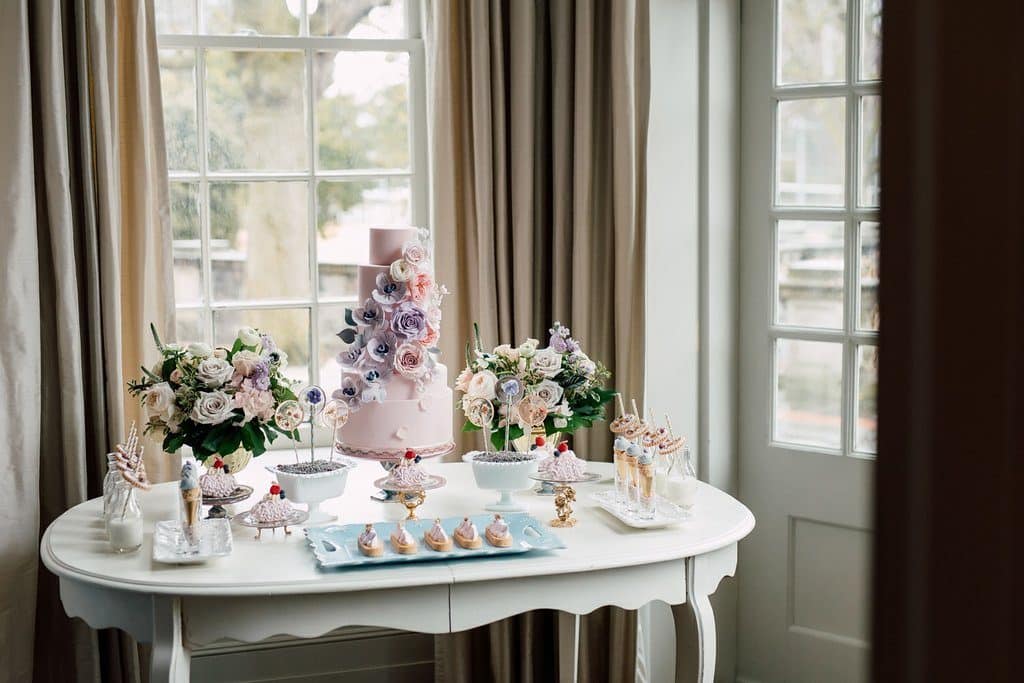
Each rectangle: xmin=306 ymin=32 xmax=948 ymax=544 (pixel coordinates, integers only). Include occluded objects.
xmin=334 ymin=230 xmax=448 ymax=409
xmin=127 ymin=324 xmax=298 ymax=462
xmin=457 ymin=322 xmax=616 ymax=451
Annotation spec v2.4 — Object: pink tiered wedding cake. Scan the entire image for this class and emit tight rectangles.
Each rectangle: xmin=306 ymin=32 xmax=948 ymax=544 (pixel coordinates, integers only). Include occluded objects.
xmin=333 ymin=226 xmax=454 ymax=460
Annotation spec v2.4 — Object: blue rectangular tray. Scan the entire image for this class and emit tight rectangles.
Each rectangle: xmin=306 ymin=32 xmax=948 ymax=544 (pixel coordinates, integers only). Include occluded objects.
xmin=305 ymin=513 xmax=565 ymax=569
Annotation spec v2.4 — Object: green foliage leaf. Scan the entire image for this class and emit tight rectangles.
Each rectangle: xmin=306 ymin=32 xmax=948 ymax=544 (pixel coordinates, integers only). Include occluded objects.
xmin=338 ymin=328 xmax=357 ymax=344
xmin=344 ymin=308 xmax=356 ymax=327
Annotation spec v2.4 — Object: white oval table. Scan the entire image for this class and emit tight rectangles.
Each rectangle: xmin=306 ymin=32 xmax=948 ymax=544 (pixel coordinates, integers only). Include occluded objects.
xmin=41 ymin=458 xmax=753 ymax=683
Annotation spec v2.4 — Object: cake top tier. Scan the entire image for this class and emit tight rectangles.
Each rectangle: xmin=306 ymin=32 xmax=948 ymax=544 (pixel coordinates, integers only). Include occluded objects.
xmin=369 ymin=226 xmax=420 ymax=266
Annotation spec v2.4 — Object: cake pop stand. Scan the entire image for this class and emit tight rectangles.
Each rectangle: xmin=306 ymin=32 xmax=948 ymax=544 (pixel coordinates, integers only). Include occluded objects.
xmin=371 ymin=474 xmax=447 ymax=521
xmin=232 ymin=508 xmax=310 ymax=540
xmin=201 ymin=485 xmax=254 ymax=519
xmin=528 ymin=472 xmax=602 ymax=528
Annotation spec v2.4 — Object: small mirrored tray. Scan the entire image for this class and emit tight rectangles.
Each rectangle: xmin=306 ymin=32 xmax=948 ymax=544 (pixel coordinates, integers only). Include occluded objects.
xmin=590 ymin=489 xmax=691 ymax=529
xmin=232 ymin=508 xmax=310 ymax=539
xmin=305 ymin=513 xmax=564 ymax=569
xmin=153 ymin=518 xmax=233 ymax=564
xmin=201 ymin=485 xmax=254 ymax=507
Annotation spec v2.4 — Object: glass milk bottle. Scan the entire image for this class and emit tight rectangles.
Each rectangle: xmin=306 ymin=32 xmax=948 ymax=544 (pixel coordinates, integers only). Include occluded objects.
xmin=101 ymin=454 xmax=120 ymax=518
xmin=664 ymin=446 xmax=697 ymax=517
xmin=106 ymin=482 xmax=144 ymax=553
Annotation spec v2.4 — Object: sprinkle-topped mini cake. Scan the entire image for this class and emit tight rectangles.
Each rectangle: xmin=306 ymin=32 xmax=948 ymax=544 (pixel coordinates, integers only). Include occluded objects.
xmin=385 ymin=450 xmax=430 ymax=488
xmin=249 ymin=483 xmax=293 ymax=523
xmin=453 ymin=516 xmax=482 ymax=549
xmin=424 ymin=518 xmax=453 ymax=551
xmin=485 ymin=514 xmax=513 ymax=547
xmin=546 ymin=442 xmax=587 ymax=480
xmin=199 ymin=457 xmax=237 ymax=498
xmin=390 ymin=521 xmax=418 ymax=554
xmin=358 ymin=523 xmax=383 ymax=557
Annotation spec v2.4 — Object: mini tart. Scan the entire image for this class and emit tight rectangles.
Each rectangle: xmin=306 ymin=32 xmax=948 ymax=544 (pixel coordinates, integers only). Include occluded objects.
xmin=358 ymin=535 xmax=383 ymax=558
xmin=424 ymin=530 xmax=454 ymax=552
xmin=390 ymin=528 xmax=418 ymax=554
xmin=454 ymin=527 xmax=482 ymax=550
xmin=485 ymin=526 xmax=513 ymax=548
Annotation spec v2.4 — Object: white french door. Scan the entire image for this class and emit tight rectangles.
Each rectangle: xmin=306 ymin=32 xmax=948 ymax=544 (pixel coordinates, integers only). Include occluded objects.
xmin=738 ymin=1 xmax=879 ymax=681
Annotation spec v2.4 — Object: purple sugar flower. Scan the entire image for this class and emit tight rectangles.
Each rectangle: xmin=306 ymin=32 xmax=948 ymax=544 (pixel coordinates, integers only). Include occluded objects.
xmin=390 ymin=301 xmax=428 ymax=341
xmin=372 ymin=272 xmax=407 ymax=308
xmin=333 ymin=377 xmax=362 ymax=409
xmin=353 ymin=298 xmax=384 ymax=330
xmin=362 ymin=329 xmax=398 ymax=365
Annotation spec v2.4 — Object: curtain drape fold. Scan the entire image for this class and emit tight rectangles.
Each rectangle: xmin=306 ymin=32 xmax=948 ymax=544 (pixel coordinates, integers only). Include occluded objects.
xmin=425 ymin=1 xmax=650 ymax=680
xmin=0 ymin=1 xmax=173 ymax=681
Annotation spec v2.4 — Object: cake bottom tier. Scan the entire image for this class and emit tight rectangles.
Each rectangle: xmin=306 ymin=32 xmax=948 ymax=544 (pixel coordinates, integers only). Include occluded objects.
xmin=336 ymin=388 xmax=454 ymax=461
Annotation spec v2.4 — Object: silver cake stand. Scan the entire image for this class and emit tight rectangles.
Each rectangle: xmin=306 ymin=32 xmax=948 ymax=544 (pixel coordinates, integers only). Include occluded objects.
xmin=232 ymin=508 xmax=310 ymax=540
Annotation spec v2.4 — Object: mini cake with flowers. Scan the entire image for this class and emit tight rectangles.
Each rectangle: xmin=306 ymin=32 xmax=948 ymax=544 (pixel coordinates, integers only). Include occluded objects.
xmin=384 ymin=450 xmax=430 ymax=489
xmin=249 ymin=483 xmax=293 ymax=523
xmin=333 ymin=227 xmax=454 ymax=460
xmin=539 ymin=442 xmax=587 ymax=481
xmin=198 ymin=457 xmax=236 ymax=498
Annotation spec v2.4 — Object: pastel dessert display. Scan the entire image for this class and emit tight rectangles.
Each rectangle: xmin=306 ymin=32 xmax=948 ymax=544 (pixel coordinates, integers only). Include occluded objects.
xmin=199 ymin=457 xmax=237 ymax=498
xmin=424 ymin=518 xmax=454 ymax=551
xmin=334 ymin=227 xmax=454 ymax=461
xmin=358 ymin=524 xmax=384 ymax=557
xmin=545 ymin=442 xmax=588 ymax=481
xmin=485 ymin=514 xmax=513 ymax=547
xmin=390 ymin=521 xmax=418 ymax=554
xmin=468 ymin=447 xmax=540 ymax=512
xmin=249 ymin=484 xmax=293 ymax=523
xmin=453 ymin=517 xmax=482 ymax=549
xmin=180 ymin=461 xmax=202 ymax=545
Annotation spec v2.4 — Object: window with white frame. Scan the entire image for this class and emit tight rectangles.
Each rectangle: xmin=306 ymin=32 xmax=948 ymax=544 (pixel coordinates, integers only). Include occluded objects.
xmin=155 ymin=0 xmax=427 ymax=398
xmin=771 ymin=0 xmax=880 ymax=455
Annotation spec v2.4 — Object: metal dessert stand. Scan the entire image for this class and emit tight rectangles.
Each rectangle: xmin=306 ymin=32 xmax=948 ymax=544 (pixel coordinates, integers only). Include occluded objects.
xmin=528 ymin=472 xmax=602 ymax=527
xmin=371 ymin=474 xmax=447 ymax=520
xmin=232 ymin=508 xmax=310 ymax=540
xmin=202 ymin=485 xmax=254 ymax=519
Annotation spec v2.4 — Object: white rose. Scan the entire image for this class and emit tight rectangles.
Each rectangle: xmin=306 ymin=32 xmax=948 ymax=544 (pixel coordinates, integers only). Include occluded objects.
xmin=390 ymin=259 xmax=415 ymax=282
xmin=195 ymin=357 xmax=233 ymax=388
xmin=494 ymin=344 xmax=520 ymax=362
xmin=552 ymin=400 xmax=574 ymax=417
xmin=531 ymin=348 xmax=563 ymax=378
xmin=518 ymin=338 xmax=539 ymax=358
xmin=231 ymin=350 xmax=261 ymax=376
xmin=142 ymin=382 xmax=176 ymax=422
xmin=531 ymin=379 xmax=564 ymax=408
xmin=187 ymin=342 xmax=212 ymax=358
xmin=237 ymin=326 xmax=260 ymax=346
xmin=466 ymin=370 xmax=498 ymax=400
xmin=190 ymin=390 xmax=236 ymax=425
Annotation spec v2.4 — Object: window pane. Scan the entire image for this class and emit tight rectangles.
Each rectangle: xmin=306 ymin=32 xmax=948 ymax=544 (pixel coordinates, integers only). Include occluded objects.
xmin=311 ymin=0 xmax=406 ymax=37
xmin=209 ymin=182 xmax=310 ymax=302
xmin=858 ymin=221 xmax=879 ymax=330
xmin=203 ymin=0 xmax=299 ymax=35
xmin=859 ymin=0 xmax=882 ymax=81
xmin=777 ymin=0 xmax=846 ymax=86
xmin=175 ymin=308 xmax=206 ymax=345
xmin=156 ymin=0 xmax=194 ymax=34
xmin=317 ymin=303 xmax=348 ymax=390
xmin=777 ymin=221 xmax=844 ymax=329
xmin=170 ymin=182 xmax=203 ymax=305
xmin=316 ymin=51 xmax=410 ymax=170
xmin=213 ymin=308 xmax=310 ymax=385
xmin=859 ymin=95 xmax=881 ymax=207
xmin=776 ymin=97 xmax=846 ymax=207
xmin=856 ymin=345 xmax=878 ymax=453
xmin=159 ymin=50 xmax=198 ymax=171
xmin=317 ymin=177 xmax=411 ymax=298
xmin=206 ymin=50 xmax=306 ymax=171
xmin=774 ymin=339 xmax=843 ymax=449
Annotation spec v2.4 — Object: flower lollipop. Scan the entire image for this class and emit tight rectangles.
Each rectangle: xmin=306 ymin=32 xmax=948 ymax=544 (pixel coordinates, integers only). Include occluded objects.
xmin=466 ymin=397 xmax=495 ymax=451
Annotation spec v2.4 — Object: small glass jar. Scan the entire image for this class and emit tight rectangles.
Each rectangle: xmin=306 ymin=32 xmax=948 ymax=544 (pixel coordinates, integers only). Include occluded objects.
xmin=636 ymin=456 xmax=657 ymax=520
xmin=101 ymin=454 xmax=120 ymax=517
xmin=106 ymin=482 xmax=143 ymax=553
xmin=664 ymin=446 xmax=697 ymax=517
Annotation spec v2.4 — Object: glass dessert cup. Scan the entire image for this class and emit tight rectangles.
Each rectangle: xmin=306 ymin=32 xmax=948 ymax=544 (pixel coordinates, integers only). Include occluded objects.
xmin=466 ymin=451 xmax=540 ymax=512
xmin=636 ymin=462 xmax=657 ymax=520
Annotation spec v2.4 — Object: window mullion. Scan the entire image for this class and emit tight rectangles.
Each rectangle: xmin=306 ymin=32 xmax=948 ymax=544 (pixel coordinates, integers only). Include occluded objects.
xmin=306 ymin=45 xmax=319 ymax=390
xmin=841 ymin=0 xmax=860 ymax=457
xmin=196 ymin=44 xmax=213 ymax=344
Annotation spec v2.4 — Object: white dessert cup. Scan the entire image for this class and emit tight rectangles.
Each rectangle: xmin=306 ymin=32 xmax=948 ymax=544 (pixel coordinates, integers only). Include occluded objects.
xmin=467 ymin=451 xmax=540 ymax=512
xmin=267 ymin=459 xmax=355 ymax=525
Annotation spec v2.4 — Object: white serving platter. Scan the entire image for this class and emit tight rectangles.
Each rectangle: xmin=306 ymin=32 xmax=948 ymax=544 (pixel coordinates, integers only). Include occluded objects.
xmin=152 ymin=518 xmax=233 ymax=564
xmin=589 ymin=489 xmax=691 ymax=529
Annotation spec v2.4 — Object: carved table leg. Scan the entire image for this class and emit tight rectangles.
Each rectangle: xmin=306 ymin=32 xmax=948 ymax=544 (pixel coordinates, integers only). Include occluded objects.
xmin=672 ymin=544 xmax=738 ymax=683
xmin=150 ymin=596 xmax=190 ymax=683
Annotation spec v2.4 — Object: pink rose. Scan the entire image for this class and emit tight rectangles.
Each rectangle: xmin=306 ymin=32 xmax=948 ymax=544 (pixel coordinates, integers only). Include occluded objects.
xmin=455 ymin=366 xmax=474 ymax=393
xmin=393 ymin=342 xmax=428 ymax=379
xmin=233 ymin=388 xmax=275 ymax=423
xmin=422 ymin=324 xmax=440 ymax=347
xmin=409 ymin=272 xmax=434 ymax=303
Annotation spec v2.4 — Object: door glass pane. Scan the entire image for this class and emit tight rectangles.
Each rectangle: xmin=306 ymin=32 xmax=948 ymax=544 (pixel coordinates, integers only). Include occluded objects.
xmin=213 ymin=308 xmax=311 ymax=385
xmin=203 ymin=0 xmax=299 ymax=35
xmin=859 ymin=95 xmax=881 ymax=207
xmin=776 ymin=97 xmax=846 ymax=207
xmin=209 ymin=182 xmax=310 ymax=302
xmin=206 ymin=50 xmax=306 ymax=171
xmin=777 ymin=0 xmax=846 ymax=86
xmin=777 ymin=221 xmax=844 ymax=329
xmin=317 ymin=177 xmax=411 ymax=299
xmin=859 ymin=0 xmax=882 ymax=81
xmin=856 ymin=345 xmax=878 ymax=453
xmin=315 ymin=51 xmax=410 ymax=171
xmin=774 ymin=339 xmax=843 ymax=449
xmin=175 ymin=308 xmax=206 ymax=346
xmin=858 ymin=222 xmax=879 ymax=330
xmin=156 ymin=0 xmax=194 ymax=34
xmin=311 ymin=0 xmax=406 ymax=37
xmin=159 ymin=50 xmax=198 ymax=171
xmin=170 ymin=182 xmax=203 ymax=305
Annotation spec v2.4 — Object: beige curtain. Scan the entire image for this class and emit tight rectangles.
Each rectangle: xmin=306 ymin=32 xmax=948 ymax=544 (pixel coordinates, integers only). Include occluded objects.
xmin=0 ymin=1 xmax=174 ymax=681
xmin=425 ymin=0 xmax=649 ymax=680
